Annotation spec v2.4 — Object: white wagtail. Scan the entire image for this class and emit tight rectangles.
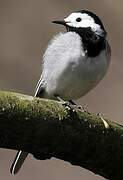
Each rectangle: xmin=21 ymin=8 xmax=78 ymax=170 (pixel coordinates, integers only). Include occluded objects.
xmin=10 ymin=10 xmax=111 ymax=175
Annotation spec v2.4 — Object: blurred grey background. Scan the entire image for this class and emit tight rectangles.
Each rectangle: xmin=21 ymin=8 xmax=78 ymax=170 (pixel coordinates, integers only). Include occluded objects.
xmin=0 ymin=0 xmax=123 ymax=179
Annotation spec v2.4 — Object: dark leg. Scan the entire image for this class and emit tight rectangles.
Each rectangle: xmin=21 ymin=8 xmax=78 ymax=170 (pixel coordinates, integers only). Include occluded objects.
xmin=68 ymin=99 xmax=76 ymax=105
xmin=54 ymin=94 xmax=85 ymax=112
xmin=69 ymin=100 xmax=86 ymax=111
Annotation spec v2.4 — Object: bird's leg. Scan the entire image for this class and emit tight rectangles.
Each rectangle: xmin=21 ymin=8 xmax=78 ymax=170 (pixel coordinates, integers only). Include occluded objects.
xmin=54 ymin=95 xmax=74 ymax=108
xmin=97 ymin=113 xmax=110 ymax=129
xmin=54 ymin=94 xmax=85 ymax=112
xmin=69 ymin=99 xmax=86 ymax=111
xmin=68 ymin=99 xmax=76 ymax=105
xmin=55 ymin=95 xmax=67 ymax=104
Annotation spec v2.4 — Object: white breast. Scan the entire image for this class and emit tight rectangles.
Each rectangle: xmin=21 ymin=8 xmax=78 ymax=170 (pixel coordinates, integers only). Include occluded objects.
xmin=42 ymin=32 xmax=111 ymax=100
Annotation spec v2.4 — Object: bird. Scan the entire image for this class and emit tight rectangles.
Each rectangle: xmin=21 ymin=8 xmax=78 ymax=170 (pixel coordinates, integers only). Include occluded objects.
xmin=10 ymin=10 xmax=111 ymax=175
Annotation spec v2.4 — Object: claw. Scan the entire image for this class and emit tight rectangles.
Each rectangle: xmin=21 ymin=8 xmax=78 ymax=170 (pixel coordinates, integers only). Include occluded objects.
xmin=54 ymin=95 xmax=86 ymax=112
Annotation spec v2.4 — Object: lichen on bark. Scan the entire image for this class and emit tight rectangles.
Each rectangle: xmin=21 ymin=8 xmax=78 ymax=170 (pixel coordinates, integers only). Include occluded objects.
xmin=0 ymin=91 xmax=123 ymax=180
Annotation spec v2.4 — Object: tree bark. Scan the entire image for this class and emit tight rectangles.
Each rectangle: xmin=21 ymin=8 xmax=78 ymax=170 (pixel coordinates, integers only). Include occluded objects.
xmin=0 ymin=91 xmax=123 ymax=180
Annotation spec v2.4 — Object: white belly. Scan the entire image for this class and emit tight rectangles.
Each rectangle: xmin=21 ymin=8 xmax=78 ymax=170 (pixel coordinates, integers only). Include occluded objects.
xmin=45 ymin=50 xmax=109 ymax=100
xmin=42 ymin=32 xmax=110 ymax=100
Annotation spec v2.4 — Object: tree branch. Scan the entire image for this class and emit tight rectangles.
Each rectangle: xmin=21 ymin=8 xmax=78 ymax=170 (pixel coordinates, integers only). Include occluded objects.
xmin=0 ymin=91 xmax=123 ymax=180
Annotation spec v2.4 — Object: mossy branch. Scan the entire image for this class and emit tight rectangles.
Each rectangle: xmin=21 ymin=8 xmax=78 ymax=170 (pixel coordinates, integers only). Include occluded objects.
xmin=0 ymin=91 xmax=123 ymax=179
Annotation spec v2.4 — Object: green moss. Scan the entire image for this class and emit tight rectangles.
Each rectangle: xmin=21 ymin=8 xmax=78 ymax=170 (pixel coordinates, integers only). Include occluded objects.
xmin=0 ymin=91 xmax=123 ymax=179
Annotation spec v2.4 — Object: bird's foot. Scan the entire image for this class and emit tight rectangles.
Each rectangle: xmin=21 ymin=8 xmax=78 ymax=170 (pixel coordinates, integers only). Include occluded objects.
xmin=55 ymin=96 xmax=76 ymax=111
xmin=55 ymin=95 xmax=86 ymax=112
xmin=69 ymin=100 xmax=87 ymax=112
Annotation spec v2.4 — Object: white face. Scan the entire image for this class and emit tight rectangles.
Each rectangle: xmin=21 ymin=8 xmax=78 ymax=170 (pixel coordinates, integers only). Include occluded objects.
xmin=64 ymin=12 xmax=104 ymax=36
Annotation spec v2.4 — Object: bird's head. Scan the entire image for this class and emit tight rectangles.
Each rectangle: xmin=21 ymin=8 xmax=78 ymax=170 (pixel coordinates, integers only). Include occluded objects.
xmin=52 ymin=10 xmax=106 ymax=38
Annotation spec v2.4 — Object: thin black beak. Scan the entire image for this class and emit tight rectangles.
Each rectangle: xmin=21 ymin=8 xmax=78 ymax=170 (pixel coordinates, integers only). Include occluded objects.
xmin=52 ymin=20 xmax=66 ymax=26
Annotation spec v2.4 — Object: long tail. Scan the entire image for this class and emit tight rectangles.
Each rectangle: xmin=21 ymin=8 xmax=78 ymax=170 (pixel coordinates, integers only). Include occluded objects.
xmin=10 ymin=151 xmax=28 ymax=175
xmin=10 ymin=77 xmax=45 ymax=175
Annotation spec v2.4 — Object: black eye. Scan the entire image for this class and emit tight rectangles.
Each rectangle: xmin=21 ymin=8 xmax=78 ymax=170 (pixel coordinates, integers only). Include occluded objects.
xmin=76 ymin=17 xmax=82 ymax=22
